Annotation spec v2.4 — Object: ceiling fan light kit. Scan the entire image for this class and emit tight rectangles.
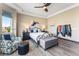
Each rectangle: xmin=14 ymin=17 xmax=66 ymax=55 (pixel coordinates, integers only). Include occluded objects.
xmin=43 ymin=6 xmax=47 ymax=9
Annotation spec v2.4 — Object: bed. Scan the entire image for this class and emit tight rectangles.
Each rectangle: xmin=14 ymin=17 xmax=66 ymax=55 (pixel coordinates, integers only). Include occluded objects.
xmin=29 ymin=32 xmax=44 ymax=44
xmin=29 ymin=23 xmax=58 ymax=49
xmin=29 ymin=26 xmax=45 ymax=44
xmin=29 ymin=31 xmax=58 ymax=49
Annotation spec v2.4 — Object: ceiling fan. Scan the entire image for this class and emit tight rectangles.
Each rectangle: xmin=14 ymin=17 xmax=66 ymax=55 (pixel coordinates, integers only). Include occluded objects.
xmin=34 ymin=3 xmax=51 ymax=12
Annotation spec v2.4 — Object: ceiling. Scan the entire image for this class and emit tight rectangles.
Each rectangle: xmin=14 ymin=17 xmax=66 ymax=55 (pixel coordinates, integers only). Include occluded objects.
xmin=5 ymin=3 xmax=78 ymax=18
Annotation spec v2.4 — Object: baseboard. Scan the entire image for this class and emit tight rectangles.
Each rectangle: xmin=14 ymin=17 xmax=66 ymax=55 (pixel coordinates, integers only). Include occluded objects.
xmin=58 ymin=37 xmax=79 ymax=43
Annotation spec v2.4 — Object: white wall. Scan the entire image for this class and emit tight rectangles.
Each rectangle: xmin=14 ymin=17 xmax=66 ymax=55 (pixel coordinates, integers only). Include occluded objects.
xmin=48 ymin=6 xmax=79 ymax=42
xmin=0 ymin=4 xmax=2 ymax=35
xmin=17 ymin=14 xmax=47 ymax=36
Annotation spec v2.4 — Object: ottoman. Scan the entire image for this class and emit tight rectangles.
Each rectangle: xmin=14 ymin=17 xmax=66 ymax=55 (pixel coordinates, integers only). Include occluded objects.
xmin=40 ymin=37 xmax=58 ymax=50
xmin=18 ymin=41 xmax=29 ymax=55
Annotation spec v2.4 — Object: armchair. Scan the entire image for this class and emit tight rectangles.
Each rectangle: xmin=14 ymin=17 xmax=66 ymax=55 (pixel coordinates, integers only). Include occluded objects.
xmin=0 ymin=33 xmax=22 ymax=54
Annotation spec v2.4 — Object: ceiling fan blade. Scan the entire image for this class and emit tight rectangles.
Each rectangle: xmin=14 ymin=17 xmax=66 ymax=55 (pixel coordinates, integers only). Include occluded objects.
xmin=44 ymin=3 xmax=51 ymax=7
xmin=34 ymin=6 xmax=43 ymax=8
xmin=44 ymin=8 xmax=48 ymax=12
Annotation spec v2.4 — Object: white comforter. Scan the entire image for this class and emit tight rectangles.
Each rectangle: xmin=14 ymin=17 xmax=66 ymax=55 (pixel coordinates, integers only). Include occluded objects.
xmin=29 ymin=32 xmax=44 ymax=43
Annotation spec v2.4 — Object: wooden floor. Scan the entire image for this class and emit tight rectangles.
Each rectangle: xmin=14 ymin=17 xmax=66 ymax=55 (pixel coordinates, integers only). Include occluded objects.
xmin=48 ymin=39 xmax=79 ymax=56
xmin=1 ymin=39 xmax=79 ymax=56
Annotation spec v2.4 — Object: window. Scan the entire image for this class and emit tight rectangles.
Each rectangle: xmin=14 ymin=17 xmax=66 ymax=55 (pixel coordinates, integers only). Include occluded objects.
xmin=2 ymin=11 xmax=12 ymax=33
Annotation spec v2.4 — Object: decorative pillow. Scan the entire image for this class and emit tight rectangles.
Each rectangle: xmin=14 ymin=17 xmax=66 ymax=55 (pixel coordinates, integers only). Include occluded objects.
xmin=33 ymin=29 xmax=36 ymax=33
xmin=4 ymin=34 xmax=11 ymax=41
xmin=31 ymin=30 xmax=33 ymax=32
xmin=11 ymin=34 xmax=16 ymax=42
xmin=38 ymin=29 xmax=41 ymax=32
xmin=36 ymin=30 xmax=38 ymax=32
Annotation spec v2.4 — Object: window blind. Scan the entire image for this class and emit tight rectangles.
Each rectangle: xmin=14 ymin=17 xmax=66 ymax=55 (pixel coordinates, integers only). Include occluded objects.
xmin=2 ymin=10 xmax=12 ymax=18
